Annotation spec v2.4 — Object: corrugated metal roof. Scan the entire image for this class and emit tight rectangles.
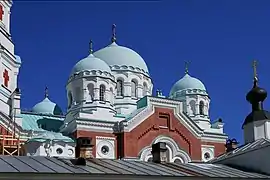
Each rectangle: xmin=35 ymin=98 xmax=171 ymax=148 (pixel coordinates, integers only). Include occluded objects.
xmin=0 ymin=156 xmax=267 ymax=178
xmin=21 ymin=113 xmax=64 ymax=131
xmin=211 ymin=138 xmax=270 ymax=163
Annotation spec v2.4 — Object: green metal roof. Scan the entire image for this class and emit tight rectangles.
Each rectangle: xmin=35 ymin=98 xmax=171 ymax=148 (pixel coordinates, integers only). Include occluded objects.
xmin=21 ymin=112 xmax=64 ymax=131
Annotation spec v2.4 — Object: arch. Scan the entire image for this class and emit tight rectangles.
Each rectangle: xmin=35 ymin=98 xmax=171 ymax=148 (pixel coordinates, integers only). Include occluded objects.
xmin=75 ymin=87 xmax=81 ymax=103
xmin=139 ymin=136 xmax=191 ymax=163
xmin=116 ymin=79 xmax=124 ymax=96
xmin=87 ymin=83 xmax=94 ymax=101
xmin=189 ymin=100 xmax=196 ymax=115
xmin=67 ymin=91 xmax=73 ymax=108
xmin=143 ymin=82 xmax=148 ymax=96
xmin=99 ymin=84 xmax=106 ymax=101
xmin=109 ymin=87 xmax=114 ymax=104
xmin=131 ymin=79 xmax=138 ymax=98
xmin=199 ymin=101 xmax=204 ymax=115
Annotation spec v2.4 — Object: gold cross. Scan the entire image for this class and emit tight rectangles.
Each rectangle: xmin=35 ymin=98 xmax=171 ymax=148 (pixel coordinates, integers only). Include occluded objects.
xmin=252 ymin=60 xmax=258 ymax=80
xmin=185 ymin=61 xmax=190 ymax=74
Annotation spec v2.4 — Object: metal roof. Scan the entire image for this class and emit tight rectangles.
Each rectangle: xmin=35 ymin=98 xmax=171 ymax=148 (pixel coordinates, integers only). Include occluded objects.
xmin=211 ymin=138 xmax=270 ymax=163
xmin=0 ymin=156 xmax=268 ymax=179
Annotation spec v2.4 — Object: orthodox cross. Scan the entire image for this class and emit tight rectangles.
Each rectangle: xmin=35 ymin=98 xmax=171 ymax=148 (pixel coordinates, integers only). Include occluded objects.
xmin=3 ymin=69 xmax=9 ymax=87
xmin=184 ymin=61 xmax=190 ymax=74
xmin=89 ymin=40 xmax=93 ymax=54
xmin=252 ymin=60 xmax=258 ymax=81
xmin=0 ymin=6 xmax=4 ymax=21
xmin=111 ymin=24 xmax=116 ymax=43
xmin=45 ymin=87 xmax=49 ymax=98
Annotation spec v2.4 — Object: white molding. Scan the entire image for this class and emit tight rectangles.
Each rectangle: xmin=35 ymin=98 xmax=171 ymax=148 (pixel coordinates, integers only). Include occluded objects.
xmin=139 ymin=135 xmax=191 ymax=163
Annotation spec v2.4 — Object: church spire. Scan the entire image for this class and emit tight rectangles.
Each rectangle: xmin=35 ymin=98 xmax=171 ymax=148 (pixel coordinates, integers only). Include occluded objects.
xmin=184 ymin=61 xmax=189 ymax=74
xmin=89 ymin=39 xmax=93 ymax=54
xmin=45 ymin=87 xmax=49 ymax=98
xmin=111 ymin=24 xmax=117 ymax=43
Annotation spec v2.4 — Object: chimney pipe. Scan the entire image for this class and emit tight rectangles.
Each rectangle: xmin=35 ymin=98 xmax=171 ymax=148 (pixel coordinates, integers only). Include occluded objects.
xmin=76 ymin=137 xmax=94 ymax=159
xmin=225 ymin=138 xmax=239 ymax=153
xmin=151 ymin=142 xmax=168 ymax=163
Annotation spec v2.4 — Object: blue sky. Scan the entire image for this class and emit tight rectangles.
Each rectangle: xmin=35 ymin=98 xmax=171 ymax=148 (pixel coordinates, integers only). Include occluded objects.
xmin=11 ymin=0 xmax=270 ymax=142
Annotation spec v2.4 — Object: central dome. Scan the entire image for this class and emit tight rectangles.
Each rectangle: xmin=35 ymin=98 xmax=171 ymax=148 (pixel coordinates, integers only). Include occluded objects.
xmin=71 ymin=54 xmax=111 ymax=75
xmin=170 ymin=74 xmax=206 ymax=96
xmin=94 ymin=42 xmax=149 ymax=74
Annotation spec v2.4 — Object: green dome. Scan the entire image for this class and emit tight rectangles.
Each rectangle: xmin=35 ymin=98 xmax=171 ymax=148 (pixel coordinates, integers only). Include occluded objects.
xmin=94 ymin=42 xmax=149 ymax=74
xmin=71 ymin=54 xmax=111 ymax=75
xmin=32 ymin=97 xmax=63 ymax=115
xmin=170 ymin=74 xmax=206 ymax=96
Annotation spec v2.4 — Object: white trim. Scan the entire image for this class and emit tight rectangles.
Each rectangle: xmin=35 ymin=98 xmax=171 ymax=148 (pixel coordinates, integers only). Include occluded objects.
xmin=139 ymin=135 xmax=191 ymax=163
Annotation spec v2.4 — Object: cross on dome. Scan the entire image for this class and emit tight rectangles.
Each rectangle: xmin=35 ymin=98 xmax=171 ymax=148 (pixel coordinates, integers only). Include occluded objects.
xmin=184 ymin=61 xmax=190 ymax=74
xmin=89 ymin=40 xmax=93 ymax=54
xmin=45 ymin=87 xmax=49 ymax=98
xmin=252 ymin=60 xmax=258 ymax=83
xmin=111 ymin=24 xmax=117 ymax=43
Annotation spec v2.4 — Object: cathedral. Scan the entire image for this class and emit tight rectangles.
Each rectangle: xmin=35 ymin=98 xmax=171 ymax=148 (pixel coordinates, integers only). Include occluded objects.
xmin=0 ymin=1 xmax=228 ymax=162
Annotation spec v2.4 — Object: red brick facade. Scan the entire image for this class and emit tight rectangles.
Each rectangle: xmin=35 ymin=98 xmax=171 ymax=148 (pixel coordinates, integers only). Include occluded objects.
xmin=74 ymin=107 xmax=226 ymax=161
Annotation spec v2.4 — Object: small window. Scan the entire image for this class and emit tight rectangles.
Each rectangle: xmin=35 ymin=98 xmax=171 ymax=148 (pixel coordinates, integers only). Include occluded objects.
xmin=199 ymin=101 xmax=204 ymax=115
xmin=101 ymin=145 xmax=109 ymax=155
xmin=117 ymin=79 xmax=124 ymax=96
xmin=56 ymin=148 xmax=63 ymax=155
xmin=204 ymin=152 xmax=211 ymax=160
xmin=99 ymin=85 xmax=106 ymax=101
xmin=87 ymin=83 xmax=94 ymax=100
xmin=131 ymin=80 xmax=137 ymax=97
xmin=68 ymin=92 xmax=73 ymax=108
xmin=143 ymin=83 xmax=147 ymax=96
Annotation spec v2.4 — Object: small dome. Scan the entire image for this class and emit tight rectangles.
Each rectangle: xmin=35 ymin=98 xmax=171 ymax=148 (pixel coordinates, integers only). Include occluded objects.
xmin=71 ymin=54 xmax=111 ymax=75
xmin=32 ymin=97 xmax=63 ymax=115
xmin=94 ymin=42 xmax=149 ymax=74
xmin=170 ymin=74 xmax=206 ymax=96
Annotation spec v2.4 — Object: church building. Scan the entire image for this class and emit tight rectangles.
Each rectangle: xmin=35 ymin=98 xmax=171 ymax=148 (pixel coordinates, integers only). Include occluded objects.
xmin=0 ymin=0 xmax=227 ymax=162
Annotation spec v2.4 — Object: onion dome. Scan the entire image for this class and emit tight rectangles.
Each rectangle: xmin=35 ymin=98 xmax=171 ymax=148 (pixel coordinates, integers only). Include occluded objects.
xmin=32 ymin=87 xmax=63 ymax=115
xmin=170 ymin=62 xmax=207 ymax=98
xmin=243 ymin=60 xmax=270 ymax=127
xmin=93 ymin=24 xmax=149 ymax=74
xmin=71 ymin=40 xmax=111 ymax=75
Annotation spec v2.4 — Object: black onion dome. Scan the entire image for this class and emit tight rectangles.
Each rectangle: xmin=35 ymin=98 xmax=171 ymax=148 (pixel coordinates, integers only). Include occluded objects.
xmin=243 ymin=78 xmax=270 ymax=127
xmin=246 ymin=80 xmax=267 ymax=104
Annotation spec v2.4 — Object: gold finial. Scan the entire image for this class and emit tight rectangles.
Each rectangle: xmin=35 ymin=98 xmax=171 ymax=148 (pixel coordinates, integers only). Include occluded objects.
xmin=111 ymin=24 xmax=116 ymax=43
xmin=184 ymin=61 xmax=190 ymax=74
xmin=45 ymin=87 xmax=49 ymax=98
xmin=89 ymin=40 xmax=93 ymax=54
xmin=252 ymin=60 xmax=258 ymax=82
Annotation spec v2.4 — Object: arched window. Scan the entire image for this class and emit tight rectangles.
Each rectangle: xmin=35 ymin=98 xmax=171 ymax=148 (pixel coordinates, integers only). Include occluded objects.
xmin=131 ymin=80 xmax=137 ymax=98
xmin=100 ymin=85 xmax=106 ymax=101
xmin=68 ymin=92 xmax=73 ymax=108
xmin=199 ymin=101 xmax=204 ymax=115
xmin=117 ymin=79 xmax=124 ymax=96
xmin=87 ymin=83 xmax=94 ymax=101
xmin=189 ymin=100 xmax=196 ymax=115
xmin=75 ymin=87 xmax=81 ymax=103
xmin=110 ymin=87 xmax=114 ymax=104
xmin=143 ymin=83 xmax=147 ymax=96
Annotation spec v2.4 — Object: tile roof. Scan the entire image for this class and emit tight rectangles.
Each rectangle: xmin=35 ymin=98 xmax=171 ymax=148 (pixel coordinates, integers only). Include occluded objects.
xmin=0 ymin=156 xmax=267 ymax=178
